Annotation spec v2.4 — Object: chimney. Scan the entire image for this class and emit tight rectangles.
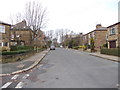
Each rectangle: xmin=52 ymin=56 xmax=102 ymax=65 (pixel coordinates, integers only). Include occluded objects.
xmin=96 ymin=24 xmax=102 ymax=29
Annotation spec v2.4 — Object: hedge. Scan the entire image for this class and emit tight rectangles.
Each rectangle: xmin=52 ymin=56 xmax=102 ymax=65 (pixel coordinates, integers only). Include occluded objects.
xmin=10 ymin=45 xmax=34 ymax=51
xmin=0 ymin=50 xmax=33 ymax=55
xmin=1 ymin=48 xmax=46 ymax=55
xmin=72 ymin=46 xmax=79 ymax=50
xmin=100 ymin=48 xmax=120 ymax=57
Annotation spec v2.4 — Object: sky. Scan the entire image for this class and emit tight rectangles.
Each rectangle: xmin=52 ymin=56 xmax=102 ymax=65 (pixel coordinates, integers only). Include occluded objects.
xmin=0 ymin=0 xmax=119 ymax=34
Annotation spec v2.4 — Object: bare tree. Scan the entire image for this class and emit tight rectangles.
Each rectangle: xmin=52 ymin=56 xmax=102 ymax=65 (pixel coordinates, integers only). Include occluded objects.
xmin=46 ymin=30 xmax=54 ymax=40
xmin=9 ymin=1 xmax=48 ymax=31
xmin=9 ymin=12 xmax=24 ymax=25
xmin=55 ymin=28 xmax=71 ymax=43
xmin=25 ymin=1 xmax=48 ymax=31
xmin=15 ymin=13 xmax=23 ymax=23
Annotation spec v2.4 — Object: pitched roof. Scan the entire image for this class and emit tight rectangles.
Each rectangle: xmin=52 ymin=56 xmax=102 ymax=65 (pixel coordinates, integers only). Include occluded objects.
xmin=0 ymin=21 xmax=11 ymax=26
xmin=83 ymin=27 xmax=107 ymax=36
xmin=11 ymin=20 xmax=31 ymax=30
xmin=107 ymin=22 xmax=120 ymax=28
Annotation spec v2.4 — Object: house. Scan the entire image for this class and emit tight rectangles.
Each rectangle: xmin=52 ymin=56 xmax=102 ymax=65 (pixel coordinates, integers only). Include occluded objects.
xmin=106 ymin=22 xmax=120 ymax=48
xmin=10 ymin=20 xmax=34 ymax=46
xmin=33 ymin=30 xmax=46 ymax=48
xmin=83 ymin=24 xmax=107 ymax=51
xmin=0 ymin=21 xmax=11 ymax=48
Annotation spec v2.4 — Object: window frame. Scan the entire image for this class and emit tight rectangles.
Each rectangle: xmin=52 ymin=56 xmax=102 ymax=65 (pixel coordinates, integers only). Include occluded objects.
xmin=0 ymin=25 xmax=5 ymax=33
xmin=110 ymin=27 xmax=116 ymax=35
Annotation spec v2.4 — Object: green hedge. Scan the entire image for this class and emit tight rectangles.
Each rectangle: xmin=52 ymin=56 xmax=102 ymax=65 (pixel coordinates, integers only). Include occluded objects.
xmin=0 ymin=50 xmax=33 ymax=55
xmin=72 ymin=46 xmax=79 ymax=50
xmin=10 ymin=46 xmax=34 ymax=51
xmin=100 ymin=48 xmax=120 ymax=57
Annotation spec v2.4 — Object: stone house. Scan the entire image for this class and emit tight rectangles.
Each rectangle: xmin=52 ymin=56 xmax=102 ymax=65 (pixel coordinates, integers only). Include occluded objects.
xmin=0 ymin=21 xmax=11 ymax=47
xmin=106 ymin=22 xmax=120 ymax=48
xmin=10 ymin=20 xmax=34 ymax=46
xmin=83 ymin=24 xmax=107 ymax=51
xmin=33 ymin=30 xmax=46 ymax=48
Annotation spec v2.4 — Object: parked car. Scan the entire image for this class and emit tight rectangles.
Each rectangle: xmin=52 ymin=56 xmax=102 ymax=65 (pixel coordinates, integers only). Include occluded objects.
xmin=50 ymin=45 xmax=55 ymax=50
xmin=60 ymin=45 xmax=63 ymax=48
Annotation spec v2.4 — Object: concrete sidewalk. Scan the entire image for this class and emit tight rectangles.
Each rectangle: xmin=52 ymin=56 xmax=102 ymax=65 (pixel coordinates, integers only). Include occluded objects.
xmin=89 ymin=52 xmax=119 ymax=62
xmin=68 ymin=48 xmax=119 ymax=62
xmin=0 ymin=49 xmax=50 ymax=76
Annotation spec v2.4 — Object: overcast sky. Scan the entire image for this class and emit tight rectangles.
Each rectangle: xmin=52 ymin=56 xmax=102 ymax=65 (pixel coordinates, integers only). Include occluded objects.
xmin=0 ymin=0 xmax=119 ymax=34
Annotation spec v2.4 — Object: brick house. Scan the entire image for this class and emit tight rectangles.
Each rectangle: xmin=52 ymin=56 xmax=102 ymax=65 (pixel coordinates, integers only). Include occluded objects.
xmin=0 ymin=21 xmax=11 ymax=47
xmin=106 ymin=22 xmax=120 ymax=48
xmin=83 ymin=24 xmax=107 ymax=51
xmin=34 ymin=30 xmax=46 ymax=48
xmin=10 ymin=20 xmax=34 ymax=46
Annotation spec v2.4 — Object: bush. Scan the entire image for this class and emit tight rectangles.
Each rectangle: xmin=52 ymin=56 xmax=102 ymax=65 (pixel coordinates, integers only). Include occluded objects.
xmin=100 ymin=48 xmax=120 ymax=57
xmin=102 ymin=43 xmax=108 ymax=48
xmin=10 ymin=45 xmax=34 ymax=51
xmin=0 ymin=50 xmax=33 ymax=55
xmin=0 ymin=46 xmax=10 ymax=52
xmin=78 ymin=45 xmax=86 ymax=49
xmin=72 ymin=46 xmax=79 ymax=50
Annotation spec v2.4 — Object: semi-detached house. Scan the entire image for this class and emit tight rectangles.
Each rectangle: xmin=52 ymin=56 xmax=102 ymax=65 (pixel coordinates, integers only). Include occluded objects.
xmin=83 ymin=24 xmax=107 ymax=51
xmin=106 ymin=22 xmax=120 ymax=48
xmin=0 ymin=21 xmax=11 ymax=48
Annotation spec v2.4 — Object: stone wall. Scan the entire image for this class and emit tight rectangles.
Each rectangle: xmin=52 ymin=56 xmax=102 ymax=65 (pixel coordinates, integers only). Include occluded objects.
xmin=1 ymin=50 xmax=35 ymax=63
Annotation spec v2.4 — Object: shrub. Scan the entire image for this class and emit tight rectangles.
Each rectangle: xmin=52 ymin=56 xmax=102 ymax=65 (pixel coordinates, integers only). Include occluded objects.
xmin=102 ymin=43 xmax=108 ymax=48
xmin=0 ymin=50 xmax=32 ymax=55
xmin=10 ymin=45 xmax=34 ymax=51
xmin=100 ymin=48 xmax=120 ymax=57
xmin=0 ymin=46 xmax=10 ymax=52
xmin=79 ymin=45 xmax=86 ymax=49
xmin=72 ymin=46 xmax=79 ymax=50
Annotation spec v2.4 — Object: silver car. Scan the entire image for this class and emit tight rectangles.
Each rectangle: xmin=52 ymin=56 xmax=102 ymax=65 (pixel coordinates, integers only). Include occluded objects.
xmin=50 ymin=45 xmax=55 ymax=50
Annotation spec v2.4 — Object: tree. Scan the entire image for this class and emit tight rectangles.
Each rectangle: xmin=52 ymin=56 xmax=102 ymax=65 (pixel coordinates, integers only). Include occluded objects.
xmin=25 ymin=1 xmax=48 ymax=31
xmin=9 ymin=1 xmax=48 ymax=31
xmin=90 ymin=37 xmax=95 ymax=52
xmin=45 ymin=30 xmax=54 ymax=40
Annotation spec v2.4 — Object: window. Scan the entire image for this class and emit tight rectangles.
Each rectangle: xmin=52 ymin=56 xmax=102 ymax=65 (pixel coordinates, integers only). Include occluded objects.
xmin=3 ymin=42 xmax=8 ymax=46
xmin=106 ymin=34 xmax=108 ymax=40
xmin=88 ymin=34 xmax=90 ymax=38
xmin=11 ymin=35 xmax=14 ymax=38
xmin=92 ymin=32 xmax=95 ymax=38
xmin=0 ymin=25 xmax=5 ymax=33
xmin=0 ymin=43 xmax=2 ymax=46
xmin=16 ymin=35 xmax=20 ymax=38
xmin=110 ymin=27 xmax=115 ymax=35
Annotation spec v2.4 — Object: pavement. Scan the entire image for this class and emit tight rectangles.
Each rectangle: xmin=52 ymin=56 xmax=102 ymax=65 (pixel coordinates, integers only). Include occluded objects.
xmin=68 ymin=48 xmax=119 ymax=62
xmin=0 ymin=49 xmax=50 ymax=76
xmin=89 ymin=52 xmax=119 ymax=62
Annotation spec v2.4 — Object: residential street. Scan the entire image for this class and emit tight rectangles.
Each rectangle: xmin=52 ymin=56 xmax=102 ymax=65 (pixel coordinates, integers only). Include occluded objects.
xmin=1 ymin=48 xmax=118 ymax=88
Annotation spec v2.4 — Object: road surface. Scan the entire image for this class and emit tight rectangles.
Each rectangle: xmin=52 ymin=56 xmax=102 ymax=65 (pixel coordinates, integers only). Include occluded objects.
xmin=0 ymin=48 xmax=118 ymax=88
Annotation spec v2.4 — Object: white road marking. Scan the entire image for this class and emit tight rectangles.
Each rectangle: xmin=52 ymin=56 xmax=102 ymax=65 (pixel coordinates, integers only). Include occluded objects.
xmin=39 ymin=64 xmax=43 ymax=67
xmin=23 ymin=74 xmax=30 ymax=79
xmin=1 ymin=82 xmax=12 ymax=88
xmin=11 ymin=75 xmax=19 ymax=80
xmin=15 ymin=82 xmax=24 ymax=88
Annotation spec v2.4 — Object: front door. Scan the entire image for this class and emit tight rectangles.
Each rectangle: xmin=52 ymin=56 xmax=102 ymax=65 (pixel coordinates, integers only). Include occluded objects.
xmin=109 ymin=40 xmax=116 ymax=48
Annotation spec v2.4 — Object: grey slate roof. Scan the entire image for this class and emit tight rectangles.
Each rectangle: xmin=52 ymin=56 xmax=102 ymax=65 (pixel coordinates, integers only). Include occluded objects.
xmin=11 ymin=20 xmax=31 ymax=30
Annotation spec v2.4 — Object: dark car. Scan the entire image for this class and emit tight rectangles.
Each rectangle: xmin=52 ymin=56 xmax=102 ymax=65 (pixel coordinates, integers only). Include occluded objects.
xmin=50 ymin=45 xmax=55 ymax=50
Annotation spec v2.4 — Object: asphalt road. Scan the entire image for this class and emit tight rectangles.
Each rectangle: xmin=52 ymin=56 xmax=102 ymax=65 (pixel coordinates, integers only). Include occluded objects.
xmin=0 ymin=48 xmax=118 ymax=88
